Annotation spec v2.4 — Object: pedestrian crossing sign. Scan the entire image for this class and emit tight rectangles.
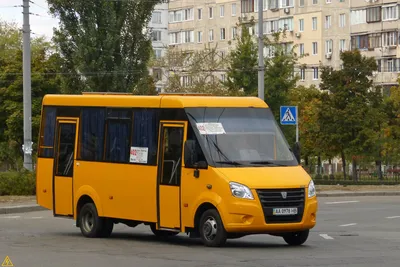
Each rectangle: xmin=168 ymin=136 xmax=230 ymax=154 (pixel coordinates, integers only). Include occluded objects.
xmin=280 ymin=106 xmax=297 ymax=125
xmin=1 ymin=256 xmax=13 ymax=267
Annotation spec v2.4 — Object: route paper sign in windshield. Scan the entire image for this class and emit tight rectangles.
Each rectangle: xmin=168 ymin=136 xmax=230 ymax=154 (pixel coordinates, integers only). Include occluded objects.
xmin=196 ymin=123 xmax=226 ymax=135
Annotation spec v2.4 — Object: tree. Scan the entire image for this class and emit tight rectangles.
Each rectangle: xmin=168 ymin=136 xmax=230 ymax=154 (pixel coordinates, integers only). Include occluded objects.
xmin=319 ymin=50 xmax=379 ymax=180
xmin=152 ymin=44 xmax=237 ymax=95
xmin=0 ymin=20 xmax=62 ymax=169
xmin=224 ymin=19 xmax=258 ymax=95
xmin=47 ymin=0 xmax=162 ymax=93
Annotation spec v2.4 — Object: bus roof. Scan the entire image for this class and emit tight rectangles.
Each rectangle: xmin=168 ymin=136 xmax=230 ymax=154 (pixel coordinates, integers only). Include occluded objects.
xmin=42 ymin=94 xmax=269 ymax=108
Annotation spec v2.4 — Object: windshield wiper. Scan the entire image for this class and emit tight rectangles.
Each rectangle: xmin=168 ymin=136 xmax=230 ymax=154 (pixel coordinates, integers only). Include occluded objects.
xmin=249 ymin=161 xmax=287 ymax=166
xmin=215 ymin=161 xmax=244 ymax=166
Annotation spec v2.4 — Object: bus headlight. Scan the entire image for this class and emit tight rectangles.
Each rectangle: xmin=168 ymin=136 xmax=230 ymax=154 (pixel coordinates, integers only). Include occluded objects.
xmin=308 ymin=180 xmax=316 ymax=198
xmin=230 ymin=182 xmax=254 ymax=200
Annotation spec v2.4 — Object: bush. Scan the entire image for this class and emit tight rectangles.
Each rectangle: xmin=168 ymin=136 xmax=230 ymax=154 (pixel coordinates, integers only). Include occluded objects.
xmin=0 ymin=170 xmax=36 ymax=196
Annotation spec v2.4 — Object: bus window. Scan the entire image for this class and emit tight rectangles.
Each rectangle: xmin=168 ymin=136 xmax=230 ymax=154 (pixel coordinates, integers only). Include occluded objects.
xmin=39 ymin=107 xmax=56 ymax=158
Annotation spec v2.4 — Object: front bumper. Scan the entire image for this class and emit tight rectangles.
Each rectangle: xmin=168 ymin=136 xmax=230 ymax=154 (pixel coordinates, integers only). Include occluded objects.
xmin=218 ymin=194 xmax=318 ymax=233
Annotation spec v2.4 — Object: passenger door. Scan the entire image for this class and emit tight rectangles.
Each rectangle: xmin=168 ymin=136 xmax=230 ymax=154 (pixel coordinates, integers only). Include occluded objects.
xmin=53 ymin=118 xmax=79 ymax=216
xmin=156 ymin=122 xmax=186 ymax=230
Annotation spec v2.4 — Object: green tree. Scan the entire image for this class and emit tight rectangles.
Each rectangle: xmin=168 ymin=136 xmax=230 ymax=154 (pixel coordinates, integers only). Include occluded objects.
xmin=319 ymin=50 xmax=379 ymax=180
xmin=224 ymin=19 xmax=258 ymax=95
xmin=47 ymin=0 xmax=162 ymax=93
xmin=0 ymin=20 xmax=62 ymax=169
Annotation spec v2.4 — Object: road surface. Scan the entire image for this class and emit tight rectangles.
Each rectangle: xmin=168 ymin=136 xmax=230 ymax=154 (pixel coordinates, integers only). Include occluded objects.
xmin=1 ymin=196 xmax=400 ymax=267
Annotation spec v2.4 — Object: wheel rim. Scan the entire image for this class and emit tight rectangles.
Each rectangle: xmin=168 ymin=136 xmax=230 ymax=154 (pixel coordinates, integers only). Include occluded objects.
xmin=202 ymin=216 xmax=218 ymax=241
xmin=82 ymin=210 xmax=94 ymax=233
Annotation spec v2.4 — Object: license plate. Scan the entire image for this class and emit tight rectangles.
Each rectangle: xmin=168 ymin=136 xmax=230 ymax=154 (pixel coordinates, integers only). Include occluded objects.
xmin=273 ymin=208 xmax=298 ymax=216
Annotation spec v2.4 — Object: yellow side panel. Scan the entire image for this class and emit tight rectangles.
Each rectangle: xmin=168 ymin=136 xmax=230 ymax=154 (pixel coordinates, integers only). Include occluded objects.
xmin=54 ymin=176 xmax=73 ymax=215
xmin=36 ymin=158 xmax=54 ymax=210
xmin=73 ymin=161 xmax=157 ymax=222
xmin=159 ymin=185 xmax=180 ymax=229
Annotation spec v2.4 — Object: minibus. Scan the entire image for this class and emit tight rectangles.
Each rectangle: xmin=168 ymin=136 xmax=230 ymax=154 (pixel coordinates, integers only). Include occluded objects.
xmin=36 ymin=93 xmax=318 ymax=247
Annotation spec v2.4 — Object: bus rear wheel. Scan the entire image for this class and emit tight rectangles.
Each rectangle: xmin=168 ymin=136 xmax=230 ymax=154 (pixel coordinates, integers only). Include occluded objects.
xmin=79 ymin=202 xmax=113 ymax=238
xmin=282 ymin=230 xmax=309 ymax=246
xmin=199 ymin=209 xmax=227 ymax=247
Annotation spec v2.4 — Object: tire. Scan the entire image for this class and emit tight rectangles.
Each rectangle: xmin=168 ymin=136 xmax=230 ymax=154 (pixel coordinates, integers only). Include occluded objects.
xmin=282 ymin=230 xmax=309 ymax=246
xmin=78 ymin=202 xmax=113 ymax=238
xmin=150 ymin=224 xmax=179 ymax=238
xmin=199 ymin=209 xmax=227 ymax=247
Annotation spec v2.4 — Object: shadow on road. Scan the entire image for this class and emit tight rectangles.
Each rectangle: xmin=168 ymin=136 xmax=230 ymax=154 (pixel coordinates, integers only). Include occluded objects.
xmin=56 ymin=231 xmax=313 ymax=249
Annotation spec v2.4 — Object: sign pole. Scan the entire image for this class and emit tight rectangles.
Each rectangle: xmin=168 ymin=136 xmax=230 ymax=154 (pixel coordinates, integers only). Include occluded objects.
xmin=296 ymin=106 xmax=299 ymax=143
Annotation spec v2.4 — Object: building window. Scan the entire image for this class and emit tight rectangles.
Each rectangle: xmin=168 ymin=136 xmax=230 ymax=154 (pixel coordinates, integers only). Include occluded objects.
xmin=299 ymin=0 xmax=304 ymax=7
xmin=300 ymin=68 xmax=305 ymax=80
xmin=151 ymin=12 xmax=161 ymax=24
xmin=220 ymin=5 xmax=224 ymax=17
xmin=220 ymin=28 xmax=226 ymax=40
xmin=279 ymin=17 xmax=293 ymax=31
xmin=169 ymin=10 xmax=182 ymax=23
xmin=209 ymin=7 xmax=213 ymax=18
xmin=366 ymin=7 xmax=381 ymax=23
xmin=169 ymin=32 xmax=181 ymax=44
xmin=197 ymin=31 xmax=203 ymax=43
xmin=182 ymin=30 xmax=194 ymax=43
xmin=312 ymin=42 xmax=318 ymax=55
xmin=151 ymin=30 xmax=161 ymax=41
xmin=339 ymin=39 xmax=346 ymax=51
xmin=382 ymin=31 xmax=397 ymax=47
xmin=154 ymin=49 xmax=162 ymax=59
xmin=299 ymin=43 xmax=305 ymax=55
xmin=313 ymin=67 xmax=318 ymax=80
xmin=339 ymin=14 xmax=346 ymax=27
xmin=312 ymin=17 xmax=317 ymax=30
xmin=299 ymin=19 xmax=304 ymax=32
xmin=198 ymin=8 xmax=202 ymax=20
xmin=326 ymin=0 xmax=331 ymax=3
xmin=232 ymin=27 xmax=237 ymax=39
xmin=312 ymin=0 xmax=318 ymax=4
xmin=241 ymin=0 xmax=255 ymax=13
xmin=280 ymin=0 xmax=294 ymax=8
xmin=368 ymin=33 xmax=381 ymax=49
xmin=221 ymin=74 xmax=226 ymax=82
xmin=351 ymin=9 xmax=366 ymax=25
xmin=382 ymin=5 xmax=398 ymax=21
xmin=325 ymin=16 xmax=331 ymax=29
xmin=265 ymin=20 xmax=279 ymax=34
xmin=351 ymin=35 xmax=368 ymax=50
xmin=232 ymin=3 xmax=236 ymax=16
xmin=209 ymin=29 xmax=214 ymax=41
xmin=183 ymin=8 xmax=193 ymax=21
xmin=325 ymin=40 xmax=333 ymax=53
xmin=388 ymin=59 xmax=394 ymax=72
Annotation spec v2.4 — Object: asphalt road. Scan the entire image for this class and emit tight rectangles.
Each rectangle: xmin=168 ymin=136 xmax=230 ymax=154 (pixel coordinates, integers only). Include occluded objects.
xmin=1 ymin=196 xmax=400 ymax=267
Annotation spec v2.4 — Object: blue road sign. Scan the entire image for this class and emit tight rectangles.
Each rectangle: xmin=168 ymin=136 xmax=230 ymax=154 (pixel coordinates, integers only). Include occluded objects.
xmin=280 ymin=106 xmax=297 ymax=125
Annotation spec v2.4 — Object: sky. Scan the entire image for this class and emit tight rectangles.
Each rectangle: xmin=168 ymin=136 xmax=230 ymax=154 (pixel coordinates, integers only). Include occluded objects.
xmin=0 ymin=0 xmax=59 ymax=40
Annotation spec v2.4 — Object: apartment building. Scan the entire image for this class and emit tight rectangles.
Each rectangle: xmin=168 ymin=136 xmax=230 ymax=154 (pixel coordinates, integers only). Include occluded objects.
xmin=149 ymin=1 xmax=169 ymax=92
xmin=164 ymin=0 xmax=350 ymax=88
xmin=350 ymin=0 xmax=400 ymax=90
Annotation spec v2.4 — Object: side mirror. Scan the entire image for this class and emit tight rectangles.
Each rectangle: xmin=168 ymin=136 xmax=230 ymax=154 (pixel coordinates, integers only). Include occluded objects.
xmin=292 ymin=142 xmax=301 ymax=164
xmin=184 ymin=140 xmax=207 ymax=169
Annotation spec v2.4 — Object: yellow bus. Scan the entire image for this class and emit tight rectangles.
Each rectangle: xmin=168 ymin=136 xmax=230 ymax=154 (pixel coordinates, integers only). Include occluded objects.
xmin=36 ymin=93 xmax=318 ymax=247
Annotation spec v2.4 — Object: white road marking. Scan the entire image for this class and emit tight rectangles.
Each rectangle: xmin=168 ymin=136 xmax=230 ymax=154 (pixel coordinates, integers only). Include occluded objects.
xmin=386 ymin=216 xmax=400 ymax=219
xmin=325 ymin=200 xmax=360 ymax=205
xmin=339 ymin=223 xmax=357 ymax=227
xmin=319 ymin=234 xmax=334 ymax=240
xmin=31 ymin=217 xmax=43 ymax=219
xmin=1 ymin=216 xmax=21 ymax=219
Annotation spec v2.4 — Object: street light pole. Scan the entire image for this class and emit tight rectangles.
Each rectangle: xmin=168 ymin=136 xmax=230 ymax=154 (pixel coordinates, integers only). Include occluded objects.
xmin=257 ymin=0 xmax=264 ymax=101
xmin=22 ymin=0 xmax=33 ymax=171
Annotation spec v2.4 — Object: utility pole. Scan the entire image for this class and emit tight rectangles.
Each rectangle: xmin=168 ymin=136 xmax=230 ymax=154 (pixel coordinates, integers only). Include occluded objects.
xmin=22 ymin=0 xmax=33 ymax=171
xmin=257 ymin=0 xmax=264 ymax=100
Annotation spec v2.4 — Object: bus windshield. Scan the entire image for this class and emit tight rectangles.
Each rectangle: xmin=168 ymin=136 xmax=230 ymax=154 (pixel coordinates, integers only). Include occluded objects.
xmin=185 ymin=107 xmax=298 ymax=167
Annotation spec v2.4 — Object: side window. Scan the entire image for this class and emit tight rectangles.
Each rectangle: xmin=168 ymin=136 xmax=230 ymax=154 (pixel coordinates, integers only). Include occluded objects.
xmin=131 ymin=109 xmax=159 ymax=165
xmin=39 ymin=107 xmax=56 ymax=158
xmin=186 ymin=126 xmax=207 ymax=164
xmin=105 ymin=109 xmax=132 ymax=163
xmin=80 ymin=108 xmax=106 ymax=161
xmin=56 ymin=123 xmax=76 ymax=176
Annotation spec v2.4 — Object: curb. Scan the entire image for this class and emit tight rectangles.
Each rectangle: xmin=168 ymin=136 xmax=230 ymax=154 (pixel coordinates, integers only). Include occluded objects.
xmin=0 ymin=204 xmax=45 ymax=214
xmin=318 ymin=191 xmax=400 ymax=197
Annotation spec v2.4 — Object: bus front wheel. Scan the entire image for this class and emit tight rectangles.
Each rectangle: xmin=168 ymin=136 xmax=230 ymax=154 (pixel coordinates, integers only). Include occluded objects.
xmin=78 ymin=202 xmax=113 ymax=238
xmin=199 ymin=209 xmax=227 ymax=247
xmin=282 ymin=230 xmax=309 ymax=246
